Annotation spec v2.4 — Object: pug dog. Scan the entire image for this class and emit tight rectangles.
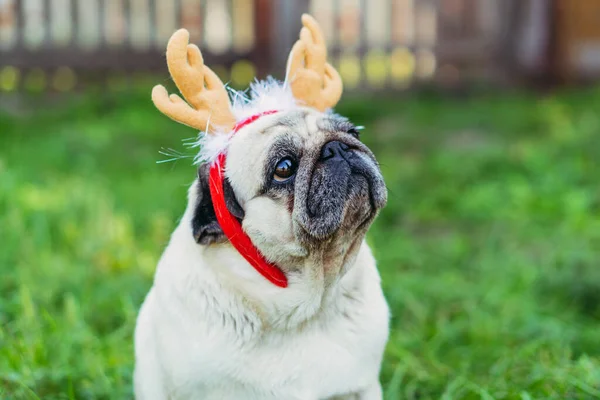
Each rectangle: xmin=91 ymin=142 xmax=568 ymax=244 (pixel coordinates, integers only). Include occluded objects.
xmin=134 ymin=14 xmax=389 ymax=400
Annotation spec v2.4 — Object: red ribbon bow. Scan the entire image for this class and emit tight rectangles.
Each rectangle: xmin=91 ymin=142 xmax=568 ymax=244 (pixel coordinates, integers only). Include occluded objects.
xmin=208 ymin=110 xmax=288 ymax=288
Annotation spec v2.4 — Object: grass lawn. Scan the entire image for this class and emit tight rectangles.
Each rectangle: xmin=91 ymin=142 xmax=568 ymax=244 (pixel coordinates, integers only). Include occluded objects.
xmin=1 ymin=86 xmax=599 ymax=399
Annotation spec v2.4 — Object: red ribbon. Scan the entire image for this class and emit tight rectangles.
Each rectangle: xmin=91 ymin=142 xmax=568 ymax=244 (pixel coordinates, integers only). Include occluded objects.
xmin=208 ymin=110 xmax=288 ymax=288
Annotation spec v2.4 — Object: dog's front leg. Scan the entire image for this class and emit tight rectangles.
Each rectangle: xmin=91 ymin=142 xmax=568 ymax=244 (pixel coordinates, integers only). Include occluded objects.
xmin=356 ymin=382 xmax=383 ymax=400
xmin=327 ymin=382 xmax=382 ymax=400
xmin=133 ymin=363 xmax=169 ymax=400
xmin=134 ymin=291 xmax=170 ymax=400
xmin=133 ymin=345 xmax=170 ymax=400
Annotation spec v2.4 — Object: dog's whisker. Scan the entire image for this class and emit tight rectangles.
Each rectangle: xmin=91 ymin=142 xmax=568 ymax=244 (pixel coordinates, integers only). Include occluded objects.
xmin=156 ymin=157 xmax=180 ymax=164
xmin=157 ymin=147 xmax=194 ymax=165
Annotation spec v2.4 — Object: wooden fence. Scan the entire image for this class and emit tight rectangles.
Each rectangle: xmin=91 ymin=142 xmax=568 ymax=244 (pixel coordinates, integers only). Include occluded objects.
xmin=0 ymin=0 xmax=552 ymax=93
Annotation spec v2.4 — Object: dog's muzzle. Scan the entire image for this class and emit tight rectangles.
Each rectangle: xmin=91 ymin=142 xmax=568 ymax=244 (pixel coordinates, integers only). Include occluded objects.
xmin=294 ymin=140 xmax=387 ymax=240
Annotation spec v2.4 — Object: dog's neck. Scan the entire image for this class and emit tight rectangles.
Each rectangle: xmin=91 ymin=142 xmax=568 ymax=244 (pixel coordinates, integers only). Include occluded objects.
xmin=165 ymin=187 xmax=371 ymax=332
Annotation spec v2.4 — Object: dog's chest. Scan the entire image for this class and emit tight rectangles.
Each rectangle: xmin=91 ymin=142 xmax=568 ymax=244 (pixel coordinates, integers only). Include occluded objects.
xmin=192 ymin=306 xmax=387 ymax=399
xmin=170 ymin=292 xmax=388 ymax=399
xmin=243 ymin=317 xmax=381 ymax=395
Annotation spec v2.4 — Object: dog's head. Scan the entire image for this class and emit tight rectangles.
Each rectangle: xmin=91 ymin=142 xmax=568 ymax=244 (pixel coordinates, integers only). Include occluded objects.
xmin=192 ymin=108 xmax=386 ymax=284
xmin=153 ymin=15 xmax=386 ymax=290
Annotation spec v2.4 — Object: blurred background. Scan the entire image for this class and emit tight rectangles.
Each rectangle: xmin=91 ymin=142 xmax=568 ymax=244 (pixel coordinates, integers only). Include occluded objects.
xmin=1 ymin=0 xmax=599 ymax=399
xmin=3 ymin=0 xmax=600 ymax=92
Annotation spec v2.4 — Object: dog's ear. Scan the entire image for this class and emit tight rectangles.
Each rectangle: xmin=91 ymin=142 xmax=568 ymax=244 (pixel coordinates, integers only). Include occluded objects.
xmin=192 ymin=163 xmax=245 ymax=245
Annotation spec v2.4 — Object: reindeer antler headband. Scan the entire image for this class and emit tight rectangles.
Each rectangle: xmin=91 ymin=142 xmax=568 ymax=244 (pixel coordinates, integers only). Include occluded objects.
xmin=151 ymin=28 xmax=236 ymax=133
xmin=286 ymin=14 xmax=343 ymax=112
xmin=151 ymin=15 xmax=343 ymax=288
xmin=152 ymin=14 xmax=343 ymax=133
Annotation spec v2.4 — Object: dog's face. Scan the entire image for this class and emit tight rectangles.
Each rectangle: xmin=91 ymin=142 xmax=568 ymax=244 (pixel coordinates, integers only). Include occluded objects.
xmin=192 ymin=108 xmax=386 ymax=285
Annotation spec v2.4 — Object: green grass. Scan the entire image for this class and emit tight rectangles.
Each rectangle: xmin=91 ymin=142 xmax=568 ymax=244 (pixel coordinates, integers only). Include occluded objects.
xmin=1 ymin=86 xmax=600 ymax=399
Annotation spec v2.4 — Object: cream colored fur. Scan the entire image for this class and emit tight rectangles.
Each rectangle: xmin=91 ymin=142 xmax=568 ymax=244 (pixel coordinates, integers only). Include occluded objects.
xmin=134 ymin=110 xmax=389 ymax=399
xmin=134 ymin=187 xmax=389 ymax=399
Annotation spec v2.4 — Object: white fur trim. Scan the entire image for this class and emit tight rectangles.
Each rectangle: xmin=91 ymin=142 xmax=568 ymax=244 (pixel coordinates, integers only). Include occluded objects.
xmin=191 ymin=77 xmax=298 ymax=164
xmin=230 ymin=77 xmax=298 ymax=121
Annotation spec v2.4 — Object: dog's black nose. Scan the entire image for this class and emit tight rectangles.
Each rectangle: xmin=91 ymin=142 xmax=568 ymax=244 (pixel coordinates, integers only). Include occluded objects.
xmin=319 ymin=141 xmax=351 ymax=161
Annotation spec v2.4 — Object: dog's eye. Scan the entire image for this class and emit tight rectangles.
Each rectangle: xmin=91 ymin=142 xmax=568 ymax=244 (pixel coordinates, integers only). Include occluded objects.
xmin=347 ymin=127 xmax=360 ymax=139
xmin=274 ymin=158 xmax=297 ymax=182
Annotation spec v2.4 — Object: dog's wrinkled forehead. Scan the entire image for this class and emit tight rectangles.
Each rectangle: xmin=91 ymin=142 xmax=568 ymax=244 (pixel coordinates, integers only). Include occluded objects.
xmin=225 ymin=108 xmax=349 ymax=200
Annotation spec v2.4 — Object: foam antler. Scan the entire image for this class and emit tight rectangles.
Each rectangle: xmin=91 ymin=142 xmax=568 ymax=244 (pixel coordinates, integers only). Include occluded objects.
xmin=152 ymin=29 xmax=235 ymax=133
xmin=286 ymin=14 xmax=343 ymax=112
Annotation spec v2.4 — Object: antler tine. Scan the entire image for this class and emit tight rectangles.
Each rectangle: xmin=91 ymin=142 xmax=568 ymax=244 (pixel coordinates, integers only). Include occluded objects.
xmin=152 ymin=29 xmax=235 ymax=133
xmin=286 ymin=14 xmax=343 ymax=112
